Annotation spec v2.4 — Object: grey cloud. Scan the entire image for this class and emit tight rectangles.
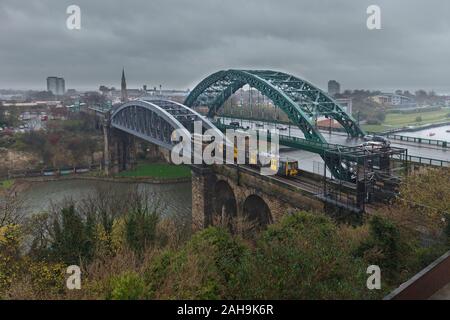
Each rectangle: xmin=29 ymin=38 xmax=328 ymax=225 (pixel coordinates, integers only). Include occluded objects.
xmin=0 ymin=0 xmax=449 ymax=92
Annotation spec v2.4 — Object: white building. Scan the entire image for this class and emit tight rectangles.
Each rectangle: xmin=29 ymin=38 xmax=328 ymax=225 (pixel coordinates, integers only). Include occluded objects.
xmin=370 ymin=93 xmax=415 ymax=107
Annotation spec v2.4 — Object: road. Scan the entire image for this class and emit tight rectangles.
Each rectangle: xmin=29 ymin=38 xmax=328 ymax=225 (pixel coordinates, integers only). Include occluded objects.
xmin=219 ymin=117 xmax=450 ymax=174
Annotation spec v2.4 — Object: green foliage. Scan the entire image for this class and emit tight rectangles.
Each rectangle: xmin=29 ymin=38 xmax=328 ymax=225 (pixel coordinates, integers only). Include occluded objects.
xmin=0 ymin=224 xmax=67 ymax=298
xmin=0 ymin=180 xmax=14 ymax=190
xmin=3 ymin=168 xmax=449 ymax=300
xmin=125 ymin=208 xmax=159 ymax=254
xmin=0 ymin=225 xmax=22 ymax=293
xmin=415 ymin=116 xmax=422 ymax=122
xmin=142 ymin=227 xmax=249 ymax=299
xmin=243 ymin=212 xmax=377 ymax=299
xmin=356 ymin=215 xmax=409 ymax=278
xmin=140 ymin=213 xmax=380 ymax=300
xmin=108 ymin=272 xmax=146 ymax=300
xmin=400 ymin=168 xmax=450 ymax=216
xmin=49 ymin=206 xmax=96 ymax=265
xmin=388 ymin=106 xmax=441 ymax=114
xmin=10 ymin=113 xmax=101 ymax=168
xmin=117 ymin=163 xmax=191 ymax=179
xmin=25 ymin=261 xmax=66 ymax=297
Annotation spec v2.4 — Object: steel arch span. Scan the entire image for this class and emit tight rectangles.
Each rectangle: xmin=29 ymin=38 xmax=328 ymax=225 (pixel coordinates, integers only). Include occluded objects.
xmin=110 ymin=99 xmax=224 ymax=150
xmin=184 ymin=69 xmax=365 ymax=143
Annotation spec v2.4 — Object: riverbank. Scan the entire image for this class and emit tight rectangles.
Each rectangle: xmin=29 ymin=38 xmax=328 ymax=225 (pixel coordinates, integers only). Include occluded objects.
xmin=362 ymin=109 xmax=450 ymax=133
xmin=382 ymin=121 xmax=450 ymax=134
xmin=13 ymin=174 xmax=191 ymax=185
xmin=0 ymin=165 xmax=192 ymax=196
xmin=1 ymin=174 xmax=191 ymax=198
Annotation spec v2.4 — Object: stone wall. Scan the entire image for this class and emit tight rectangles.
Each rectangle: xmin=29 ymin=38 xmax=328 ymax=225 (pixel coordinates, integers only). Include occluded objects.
xmin=191 ymin=164 xmax=325 ymax=232
xmin=191 ymin=166 xmax=214 ymax=231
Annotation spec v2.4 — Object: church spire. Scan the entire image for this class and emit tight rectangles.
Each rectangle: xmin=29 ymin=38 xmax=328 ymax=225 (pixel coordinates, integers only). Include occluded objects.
xmin=121 ymin=68 xmax=128 ymax=102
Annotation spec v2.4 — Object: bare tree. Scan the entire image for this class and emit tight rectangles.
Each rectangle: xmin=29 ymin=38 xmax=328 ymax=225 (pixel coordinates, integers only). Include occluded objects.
xmin=0 ymin=192 xmax=25 ymax=227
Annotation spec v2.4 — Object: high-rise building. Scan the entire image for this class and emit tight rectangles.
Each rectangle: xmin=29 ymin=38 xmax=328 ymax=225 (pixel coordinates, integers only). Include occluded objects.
xmin=327 ymin=80 xmax=340 ymax=97
xmin=121 ymin=68 xmax=128 ymax=102
xmin=56 ymin=78 xmax=65 ymax=95
xmin=47 ymin=77 xmax=65 ymax=95
xmin=47 ymin=77 xmax=57 ymax=95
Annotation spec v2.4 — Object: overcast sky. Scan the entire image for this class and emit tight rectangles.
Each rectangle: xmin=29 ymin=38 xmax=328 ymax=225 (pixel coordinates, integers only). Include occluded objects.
xmin=1 ymin=0 xmax=449 ymax=93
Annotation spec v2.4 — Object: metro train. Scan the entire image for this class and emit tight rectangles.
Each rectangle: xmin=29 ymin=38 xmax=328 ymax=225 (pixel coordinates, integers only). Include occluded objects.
xmin=189 ymin=131 xmax=299 ymax=177
xmin=234 ymin=147 xmax=299 ymax=177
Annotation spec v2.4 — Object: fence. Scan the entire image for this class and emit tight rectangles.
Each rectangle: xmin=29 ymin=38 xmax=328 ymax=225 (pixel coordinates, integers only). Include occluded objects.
xmin=407 ymin=155 xmax=449 ymax=167
xmin=379 ymin=133 xmax=449 ymax=148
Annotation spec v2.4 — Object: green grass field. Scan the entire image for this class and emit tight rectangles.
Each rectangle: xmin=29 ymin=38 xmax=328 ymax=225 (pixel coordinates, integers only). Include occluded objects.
xmin=116 ymin=163 xmax=191 ymax=179
xmin=362 ymin=108 xmax=450 ymax=133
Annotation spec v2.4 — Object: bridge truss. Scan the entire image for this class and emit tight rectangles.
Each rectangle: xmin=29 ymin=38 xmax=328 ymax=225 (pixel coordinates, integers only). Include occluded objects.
xmin=184 ymin=69 xmax=365 ymax=143
xmin=110 ymin=99 xmax=223 ymax=150
xmin=184 ymin=69 xmax=369 ymax=180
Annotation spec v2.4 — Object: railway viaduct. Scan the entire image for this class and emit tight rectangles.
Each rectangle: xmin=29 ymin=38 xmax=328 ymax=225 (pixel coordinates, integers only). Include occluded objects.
xmin=191 ymin=164 xmax=324 ymax=232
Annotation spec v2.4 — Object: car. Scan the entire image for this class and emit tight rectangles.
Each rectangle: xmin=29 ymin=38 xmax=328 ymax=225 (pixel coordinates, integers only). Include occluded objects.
xmin=372 ymin=135 xmax=391 ymax=146
xmin=364 ymin=134 xmax=390 ymax=146
xmin=361 ymin=141 xmax=385 ymax=148
xmin=229 ymin=121 xmax=240 ymax=127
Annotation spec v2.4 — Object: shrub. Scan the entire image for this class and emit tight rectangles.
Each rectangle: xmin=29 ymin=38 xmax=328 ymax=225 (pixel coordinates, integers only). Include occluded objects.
xmin=243 ymin=212 xmax=378 ymax=299
xmin=108 ymin=272 xmax=146 ymax=300
xmin=49 ymin=206 xmax=97 ymax=265
xmin=125 ymin=209 xmax=159 ymax=254
xmin=356 ymin=215 xmax=410 ymax=279
xmin=143 ymin=227 xmax=249 ymax=299
xmin=26 ymin=261 xmax=66 ymax=297
xmin=0 ymin=225 xmax=22 ymax=293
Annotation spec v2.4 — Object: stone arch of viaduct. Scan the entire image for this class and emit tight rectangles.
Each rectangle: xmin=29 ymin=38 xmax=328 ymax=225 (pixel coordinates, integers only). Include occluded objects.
xmin=191 ymin=165 xmax=325 ymax=233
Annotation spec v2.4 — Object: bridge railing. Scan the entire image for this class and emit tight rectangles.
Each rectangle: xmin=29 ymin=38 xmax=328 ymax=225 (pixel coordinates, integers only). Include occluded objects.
xmin=392 ymin=154 xmax=450 ymax=167
xmin=370 ymin=132 xmax=449 ymax=148
xmin=215 ymin=121 xmax=338 ymax=154
xmin=407 ymin=155 xmax=449 ymax=167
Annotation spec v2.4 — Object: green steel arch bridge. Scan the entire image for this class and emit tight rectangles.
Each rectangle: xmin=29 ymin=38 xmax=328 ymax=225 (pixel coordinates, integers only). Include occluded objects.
xmin=183 ymin=69 xmax=397 ymax=181
xmin=184 ymin=69 xmax=366 ymax=142
xmin=88 ymin=69 xmax=407 ymax=183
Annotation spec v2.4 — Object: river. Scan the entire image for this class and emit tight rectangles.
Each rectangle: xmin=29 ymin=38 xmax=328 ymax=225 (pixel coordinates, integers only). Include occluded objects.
xmin=17 ymin=179 xmax=192 ymax=222
xmin=395 ymin=124 xmax=450 ymax=141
